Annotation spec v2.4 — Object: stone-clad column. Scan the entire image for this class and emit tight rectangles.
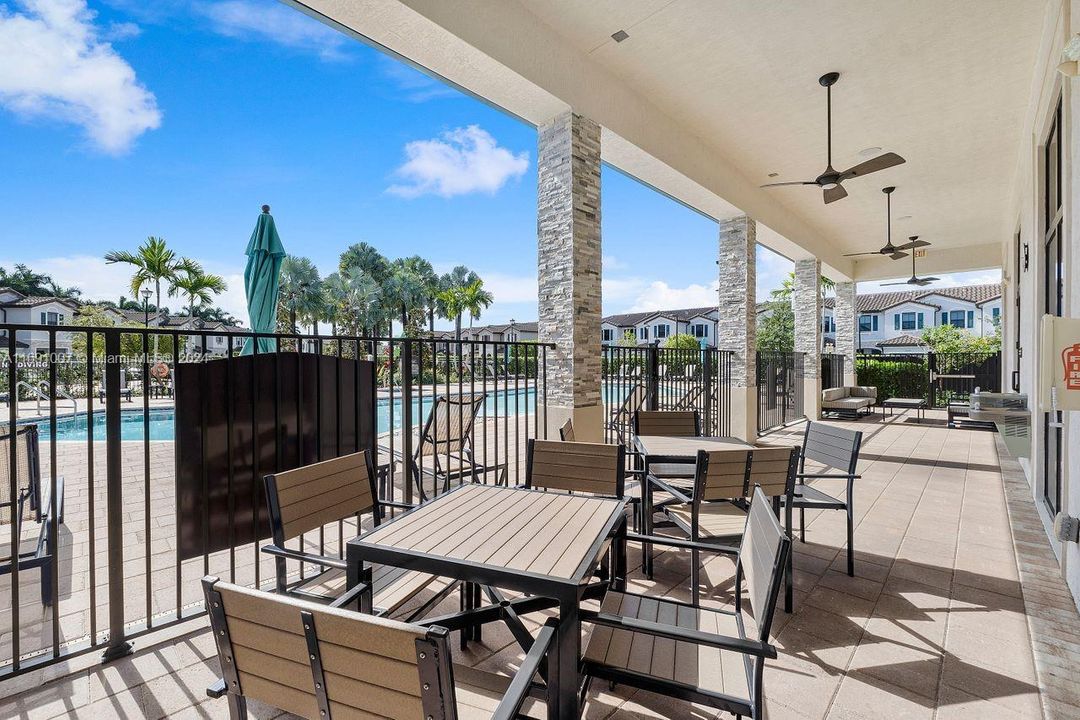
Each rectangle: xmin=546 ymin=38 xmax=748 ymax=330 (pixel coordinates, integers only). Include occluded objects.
xmin=834 ymin=281 xmax=858 ymax=386
xmin=717 ymin=215 xmax=757 ymax=442
xmin=537 ymin=111 xmax=603 ymax=441
xmin=795 ymin=258 xmax=822 ymax=419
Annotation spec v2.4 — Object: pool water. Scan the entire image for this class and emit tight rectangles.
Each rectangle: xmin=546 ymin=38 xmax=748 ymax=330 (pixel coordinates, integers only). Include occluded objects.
xmin=33 ymin=388 xmax=538 ymax=441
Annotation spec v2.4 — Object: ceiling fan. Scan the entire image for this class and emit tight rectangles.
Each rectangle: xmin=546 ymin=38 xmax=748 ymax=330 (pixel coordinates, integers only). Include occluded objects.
xmin=761 ymin=72 xmax=905 ymax=204
xmin=844 ymin=187 xmax=930 ymax=260
xmin=882 ymin=248 xmax=939 ymax=287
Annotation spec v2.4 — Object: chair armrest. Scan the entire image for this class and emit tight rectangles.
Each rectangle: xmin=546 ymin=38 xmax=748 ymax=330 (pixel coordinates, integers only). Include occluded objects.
xmin=328 ymin=581 xmax=372 ymax=610
xmin=624 ymin=532 xmax=739 ymax=556
xmin=646 ymin=476 xmax=693 ymax=504
xmin=43 ymin=475 xmax=64 ymax=526
xmin=259 ymin=544 xmax=348 ymax=570
xmin=796 ymin=473 xmax=860 ymax=480
xmin=583 ymin=611 xmax=776 ymax=658
xmin=490 ymin=619 xmax=558 ymax=720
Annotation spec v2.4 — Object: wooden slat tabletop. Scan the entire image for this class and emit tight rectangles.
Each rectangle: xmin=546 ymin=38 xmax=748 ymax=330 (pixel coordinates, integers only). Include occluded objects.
xmin=356 ymin=484 xmax=625 ymax=583
xmin=635 ymin=435 xmax=754 ymax=458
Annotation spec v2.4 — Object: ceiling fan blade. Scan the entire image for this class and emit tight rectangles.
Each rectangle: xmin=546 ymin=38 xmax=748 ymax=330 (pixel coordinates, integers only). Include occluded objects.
xmin=843 ymin=251 xmax=885 ymax=257
xmin=760 ymin=181 xmax=817 ymax=188
xmin=880 ymin=281 xmax=910 ymax=286
xmin=894 ymin=240 xmax=930 ymax=251
xmin=889 ymin=252 xmax=909 ymax=260
xmin=837 ymin=152 xmax=905 ymax=182
xmin=824 ymin=184 xmax=848 ymax=204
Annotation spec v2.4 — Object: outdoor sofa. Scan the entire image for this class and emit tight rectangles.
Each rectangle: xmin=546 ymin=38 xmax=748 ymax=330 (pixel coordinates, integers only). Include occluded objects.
xmin=821 ymin=385 xmax=877 ymax=419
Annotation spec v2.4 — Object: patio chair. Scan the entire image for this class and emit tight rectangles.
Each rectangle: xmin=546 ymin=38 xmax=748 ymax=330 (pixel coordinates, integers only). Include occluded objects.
xmin=633 ymin=409 xmax=702 ymax=485
xmin=410 ymin=393 xmax=507 ymax=501
xmin=263 ymin=450 xmax=453 ymax=619
xmin=606 ymin=383 xmax=647 ymax=445
xmin=98 ymin=369 xmax=133 ymax=403
xmin=648 ymin=445 xmax=798 ymax=609
xmin=0 ymin=424 xmax=65 ymax=606
xmin=202 ymin=577 xmax=558 ymax=720
xmin=784 ymin=421 xmax=862 ymax=576
xmin=672 ymin=383 xmax=704 ymax=412
xmin=583 ymin=486 xmax=790 ymax=720
xmin=557 ymin=417 xmax=575 ymax=441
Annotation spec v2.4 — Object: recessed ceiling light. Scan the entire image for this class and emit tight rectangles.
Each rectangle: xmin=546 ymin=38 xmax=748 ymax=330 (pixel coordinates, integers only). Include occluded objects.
xmin=897 ymin=214 xmax=912 ymax=221
xmin=767 ymin=172 xmax=779 ymax=178
xmin=611 ymin=30 xmax=629 ymax=42
xmin=858 ymin=146 xmax=883 ymax=157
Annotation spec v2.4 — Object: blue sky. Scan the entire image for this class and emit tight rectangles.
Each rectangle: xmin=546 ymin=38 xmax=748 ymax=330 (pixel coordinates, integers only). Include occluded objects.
xmin=0 ymin=0 xmax=998 ymax=330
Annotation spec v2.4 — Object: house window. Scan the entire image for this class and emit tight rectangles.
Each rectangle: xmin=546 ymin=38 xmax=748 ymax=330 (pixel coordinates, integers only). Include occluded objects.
xmin=967 ymin=310 xmax=974 ymax=328
xmin=897 ymin=312 xmax=921 ymax=331
xmin=823 ymin=316 xmax=835 ymax=333
xmin=691 ymin=323 xmax=709 ymax=338
xmin=992 ymin=307 xmax=1001 ymax=325
xmin=638 ymin=327 xmax=648 ymax=341
xmin=40 ymin=311 xmax=62 ymax=326
xmin=602 ymin=328 xmax=614 ymax=342
xmin=859 ymin=315 xmax=877 ymax=332
xmin=654 ymin=324 xmax=670 ymax=339
xmin=948 ymin=310 xmax=966 ymax=328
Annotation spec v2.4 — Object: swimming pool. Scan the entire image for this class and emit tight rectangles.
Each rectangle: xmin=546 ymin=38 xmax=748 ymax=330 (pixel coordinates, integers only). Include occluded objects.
xmin=32 ymin=388 xmax=539 ymax=441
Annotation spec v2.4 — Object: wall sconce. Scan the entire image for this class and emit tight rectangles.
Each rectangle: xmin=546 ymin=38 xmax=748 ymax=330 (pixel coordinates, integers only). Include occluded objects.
xmin=1023 ymin=243 xmax=1029 ymax=271
xmin=1055 ymin=512 xmax=1080 ymax=543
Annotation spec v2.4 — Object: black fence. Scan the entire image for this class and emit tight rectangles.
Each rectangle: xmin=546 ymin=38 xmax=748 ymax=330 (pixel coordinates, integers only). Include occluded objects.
xmin=821 ymin=353 xmax=846 ymax=390
xmin=0 ymin=323 xmax=550 ymax=678
xmin=602 ymin=344 xmax=733 ymax=443
xmin=756 ymin=351 xmax=805 ymax=433
xmin=855 ymin=351 xmax=1001 ymax=407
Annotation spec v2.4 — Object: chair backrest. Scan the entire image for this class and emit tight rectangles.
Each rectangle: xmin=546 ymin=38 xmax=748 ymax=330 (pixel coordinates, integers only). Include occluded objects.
xmin=558 ymin=417 xmax=575 ymax=441
xmin=203 ymin=577 xmax=457 ymax=720
xmin=737 ymin=487 xmax=791 ymax=642
xmin=746 ymin=445 xmax=800 ymax=499
xmin=633 ymin=410 xmax=700 ymax=437
xmin=694 ymin=448 xmax=751 ymax=502
xmin=265 ymin=451 xmax=377 ymax=544
xmin=418 ymin=394 xmax=485 ymax=457
xmin=0 ymin=424 xmax=40 ymax=526
xmin=673 ymin=385 xmax=703 ymax=411
xmin=801 ymin=421 xmax=862 ymax=474
xmin=526 ymin=439 xmax=625 ymax=498
xmin=616 ymin=383 xmax=648 ymax=417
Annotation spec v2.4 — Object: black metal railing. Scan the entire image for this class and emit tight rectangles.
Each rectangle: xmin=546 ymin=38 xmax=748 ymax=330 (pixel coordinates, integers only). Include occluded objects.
xmin=821 ymin=353 xmax=846 ymax=390
xmin=855 ymin=351 xmax=1001 ymax=407
xmin=602 ymin=344 xmax=733 ymax=443
xmin=756 ymin=351 xmax=804 ymax=433
xmin=0 ymin=323 xmax=550 ymax=678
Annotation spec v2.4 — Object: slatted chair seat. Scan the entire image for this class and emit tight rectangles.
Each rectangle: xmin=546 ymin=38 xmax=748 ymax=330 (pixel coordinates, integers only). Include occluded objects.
xmin=203 ymin=577 xmax=557 ymax=720
xmin=665 ymin=502 xmax=748 ymax=539
xmin=263 ymin=450 xmax=454 ymax=621
xmin=792 ymin=483 xmax=846 ymax=508
xmin=292 ymin=566 xmax=454 ymax=616
xmin=584 ymin=591 xmax=749 ymax=699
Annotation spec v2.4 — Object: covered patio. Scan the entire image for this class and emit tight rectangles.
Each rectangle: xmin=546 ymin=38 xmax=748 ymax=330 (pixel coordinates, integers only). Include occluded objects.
xmin=2 ymin=414 xmax=1078 ymax=719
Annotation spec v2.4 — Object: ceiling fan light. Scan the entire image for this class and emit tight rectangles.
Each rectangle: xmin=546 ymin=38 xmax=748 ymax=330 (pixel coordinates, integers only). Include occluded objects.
xmin=821 ymin=181 xmax=839 ymax=190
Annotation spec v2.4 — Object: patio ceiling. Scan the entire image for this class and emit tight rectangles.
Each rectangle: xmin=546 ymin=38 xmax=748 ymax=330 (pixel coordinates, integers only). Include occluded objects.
xmin=294 ymin=0 xmax=1048 ymax=280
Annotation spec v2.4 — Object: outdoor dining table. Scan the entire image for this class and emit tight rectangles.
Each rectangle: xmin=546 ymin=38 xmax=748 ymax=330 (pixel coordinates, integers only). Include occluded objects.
xmin=346 ymin=482 xmax=627 ymax=720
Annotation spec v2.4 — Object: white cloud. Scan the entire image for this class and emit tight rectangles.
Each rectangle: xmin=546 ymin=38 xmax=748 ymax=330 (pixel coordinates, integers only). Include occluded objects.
xmin=477 ymin=271 xmax=537 ymax=304
xmin=755 ymin=245 xmax=793 ymax=299
xmin=0 ymin=0 xmax=161 ymax=153
xmin=194 ymin=0 xmax=350 ymax=62
xmin=377 ymin=55 xmax=458 ymax=102
xmin=388 ymin=125 xmax=529 ymax=199
xmin=624 ymin=280 xmax=719 ymax=313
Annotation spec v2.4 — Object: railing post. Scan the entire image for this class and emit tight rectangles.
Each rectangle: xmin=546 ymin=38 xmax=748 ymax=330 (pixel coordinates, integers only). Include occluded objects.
xmin=703 ymin=348 xmax=714 ymax=436
xmin=928 ymin=351 xmax=937 ymax=408
xmin=647 ymin=343 xmax=659 ymax=411
xmin=401 ymin=341 xmax=414 ymax=503
xmin=102 ymin=329 xmax=133 ymax=663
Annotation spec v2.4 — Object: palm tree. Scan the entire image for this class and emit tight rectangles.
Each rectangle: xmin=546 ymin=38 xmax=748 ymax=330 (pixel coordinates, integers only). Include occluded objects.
xmin=384 ymin=258 xmax=427 ymax=336
xmin=321 ymin=272 xmax=349 ymax=336
xmin=341 ymin=269 xmax=384 ymax=337
xmin=459 ymin=278 xmax=494 ymax=332
xmin=339 ymin=242 xmax=390 ymax=335
xmin=436 ymin=265 xmax=481 ymax=333
xmin=169 ymin=261 xmax=227 ymax=326
xmin=279 ymin=256 xmax=322 ymax=334
xmin=436 ymin=286 xmax=467 ymax=342
xmin=105 ymin=236 xmax=186 ymax=358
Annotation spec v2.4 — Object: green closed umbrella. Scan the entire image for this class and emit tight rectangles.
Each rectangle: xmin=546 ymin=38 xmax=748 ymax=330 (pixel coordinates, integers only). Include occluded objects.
xmin=242 ymin=205 xmax=285 ymax=355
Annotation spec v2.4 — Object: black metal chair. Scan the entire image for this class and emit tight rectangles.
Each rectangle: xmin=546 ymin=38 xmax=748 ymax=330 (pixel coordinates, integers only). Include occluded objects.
xmin=410 ymin=394 xmax=507 ymax=501
xmin=0 ymin=424 xmax=65 ymax=606
xmin=262 ymin=450 xmax=453 ymax=619
xmin=584 ymin=487 xmax=790 ymax=720
xmin=633 ymin=409 xmax=701 ymax=486
xmin=784 ymin=421 xmax=862 ymax=576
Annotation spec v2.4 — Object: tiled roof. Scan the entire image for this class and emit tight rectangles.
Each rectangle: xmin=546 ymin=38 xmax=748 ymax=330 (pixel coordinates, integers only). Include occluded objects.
xmin=878 ymin=333 xmax=928 ymax=347
xmin=603 ymin=306 xmax=718 ymax=327
xmin=821 ymin=283 xmax=1001 ymax=313
xmin=1 ymin=295 xmax=79 ymax=309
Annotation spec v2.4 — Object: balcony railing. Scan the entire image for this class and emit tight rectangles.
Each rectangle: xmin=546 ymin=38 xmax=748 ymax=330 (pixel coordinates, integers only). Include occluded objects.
xmin=0 ymin=323 xmax=551 ymax=678
xmin=756 ymin=351 xmax=804 ymax=433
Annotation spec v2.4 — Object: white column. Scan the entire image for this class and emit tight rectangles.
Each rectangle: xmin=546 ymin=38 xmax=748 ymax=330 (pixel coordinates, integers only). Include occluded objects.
xmin=834 ymin=281 xmax=858 ymax=386
xmin=795 ymin=258 xmax=822 ymax=419
xmin=717 ymin=215 xmax=757 ymax=442
xmin=537 ymin=111 xmax=603 ymax=441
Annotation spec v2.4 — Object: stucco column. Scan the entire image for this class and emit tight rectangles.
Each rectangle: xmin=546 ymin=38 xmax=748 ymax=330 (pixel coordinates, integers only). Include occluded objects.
xmin=717 ymin=215 xmax=757 ymax=442
xmin=795 ymin=258 xmax=822 ymax=419
xmin=834 ymin=281 xmax=858 ymax=386
xmin=537 ymin=111 xmax=603 ymax=441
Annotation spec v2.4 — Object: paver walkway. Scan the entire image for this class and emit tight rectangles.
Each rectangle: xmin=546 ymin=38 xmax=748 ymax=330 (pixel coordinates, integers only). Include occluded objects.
xmin=1 ymin=414 xmax=1076 ymax=718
